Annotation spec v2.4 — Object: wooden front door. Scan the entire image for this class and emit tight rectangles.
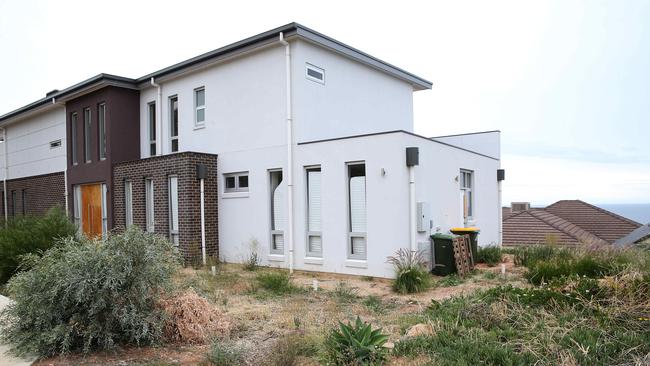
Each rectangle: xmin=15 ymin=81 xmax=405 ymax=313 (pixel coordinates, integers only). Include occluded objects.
xmin=81 ymin=184 xmax=103 ymax=238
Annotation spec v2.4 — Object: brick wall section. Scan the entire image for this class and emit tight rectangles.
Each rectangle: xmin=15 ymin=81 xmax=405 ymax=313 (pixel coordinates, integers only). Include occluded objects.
xmin=0 ymin=172 xmax=65 ymax=217
xmin=112 ymin=152 xmax=218 ymax=263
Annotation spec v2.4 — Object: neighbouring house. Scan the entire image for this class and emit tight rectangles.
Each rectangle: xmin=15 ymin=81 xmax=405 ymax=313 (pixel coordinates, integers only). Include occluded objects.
xmin=502 ymin=200 xmax=642 ymax=247
xmin=614 ymin=223 xmax=650 ymax=247
xmin=0 ymin=23 xmax=503 ymax=277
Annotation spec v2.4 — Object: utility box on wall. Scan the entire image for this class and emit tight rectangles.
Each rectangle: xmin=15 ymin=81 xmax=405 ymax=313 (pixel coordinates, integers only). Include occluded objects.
xmin=417 ymin=202 xmax=430 ymax=232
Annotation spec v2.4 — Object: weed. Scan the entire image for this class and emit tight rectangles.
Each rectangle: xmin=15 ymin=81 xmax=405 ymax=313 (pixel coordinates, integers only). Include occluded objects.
xmin=362 ymin=275 xmax=375 ymax=282
xmin=206 ymin=340 xmax=243 ymax=366
xmin=254 ymin=271 xmax=298 ymax=296
xmin=437 ymin=274 xmax=464 ymax=287
xmin=243 ymin=238 xmax=260 ymax=271
xmin=362 ymin=295 xmax=385 ymax=314
xmin=476 ymin=245 xmax=503 ymax=266
xmin=525 ymin=255 xmax=613 ymax=285
xmin=333 ymin=281 xmax=359 ymax=303
xmin=387 ymin=248 xmax=432 ymax=294
xmin=267 ymin=332 xmax=320 ymax=366
xmin=482 ymin=270 xmax=498 ymax=280
xmin=324 ymin=317 xmax=389 ymax=365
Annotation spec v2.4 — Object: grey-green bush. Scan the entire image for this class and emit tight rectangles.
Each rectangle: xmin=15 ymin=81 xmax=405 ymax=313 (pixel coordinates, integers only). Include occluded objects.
xmin=0 ymin=207 xmax=76 ymax=284
xmin=476 ymin=245 xmax=502 ymax=266
xmin=0 ymin=227 xmax=180 ymax=357
xmin=387 ymin=248 xmax=431 ymax=294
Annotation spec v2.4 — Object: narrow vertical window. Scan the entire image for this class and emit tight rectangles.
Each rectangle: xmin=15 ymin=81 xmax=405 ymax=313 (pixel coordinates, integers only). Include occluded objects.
xmin=145 ymin=178 xmax=154 ymax=232
xmin=169 ymin=96 xmax=178 ymax=152
xmin=460 ymin=169 xmax=473 ymax=222
xmin=306 ymin=167 xmax=322 ymax=257
xmin=73 ymin=185 xmax=81 ymax=228
xmin=148 ymin=102 xmax=156 ymax=156
xmin=101 ymin=183 xmax=108 ymax=238
xmin=83 ymin=108 xmax=91 ymax=162
xmin=194 ymin=87 xmax=205 ymax=127
xmin=10 ymin=190 xmax=16 ymax=217
xmin=124 ymin=180 xmax=133 ymax=227
xmin=269 ymin=170 xmax=284 ymax=254
xmin=168 ymin=176 xmax=179 ymax=246
xmin=21 ymin=189 xmax=26 ymax=215
xmin=71 ymin=112 xmax=78 ymax=165
xmin=348 ymin=163 xmax=366 ymax=260
xmin=98 ymin=103 xmax=106 ymax=160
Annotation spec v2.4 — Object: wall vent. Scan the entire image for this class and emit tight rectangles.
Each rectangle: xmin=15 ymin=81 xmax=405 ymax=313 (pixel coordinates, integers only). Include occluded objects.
xmin=49 ymin=139 xmax=62 ymax=149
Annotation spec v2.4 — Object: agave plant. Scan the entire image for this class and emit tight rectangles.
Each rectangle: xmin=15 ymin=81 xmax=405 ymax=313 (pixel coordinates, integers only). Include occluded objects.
xmin=325 ymin=316 xmax=390 ymax=365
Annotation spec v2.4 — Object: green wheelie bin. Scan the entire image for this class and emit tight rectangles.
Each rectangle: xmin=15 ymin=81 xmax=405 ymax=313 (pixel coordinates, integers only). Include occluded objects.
xmin=430 ymin=233 xmax=456 ymax=276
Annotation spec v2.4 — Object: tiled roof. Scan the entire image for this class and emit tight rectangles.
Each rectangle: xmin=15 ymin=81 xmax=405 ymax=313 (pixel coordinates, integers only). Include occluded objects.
xmin=545 ymin=200 xmax=641 ymax=243
xmin=503 ymin=209 xmax=608 ymax=246
xmin=502 ymin=207 xmax=513 ymax=220
xmin=614 ymin=224 xmax=650 ymax=246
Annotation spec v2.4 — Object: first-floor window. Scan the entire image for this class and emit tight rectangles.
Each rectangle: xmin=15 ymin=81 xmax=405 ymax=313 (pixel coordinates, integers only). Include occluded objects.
xmin=124 ymin=180 xmax=133 ymax=227
xmin=145 ymin=178 xmax=154 ymax=232
xmin=348 ymin=163 xmax=367 ymax=260
xmin=306 ymin=167 xmax=322 ymax=257
xmin=101 ymin=183 xmax=108 ymax=238
xmin=460 ymin=169 xmax=473 ymax=222
xmin=269 ymin=170 xmax=284 ymax=254
xmin=168 ymin=176 xmax=179 ymax=246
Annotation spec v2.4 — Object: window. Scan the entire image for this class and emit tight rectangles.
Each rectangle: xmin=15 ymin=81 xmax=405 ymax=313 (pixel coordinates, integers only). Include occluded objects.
xmin=98 ymin=103 xmax=106 ymax=160
xmin=10 ymin=190 xmax=16 ymax=217
xmin=224 ymin=172 xmax=249 ymax=193
xmin=269 ymin=170 xmax=284 ymax=254
xmin=168 ymin=176 xmax=179 ymax=246
xmin=148 ymin=102 xmax=156 ymax=156
xmin=460 ymin=170 xmax=473 ymax=221
xmin=83 ymin=108 xmax=91 ymax=162
xmin=124 ymin=180 xmax=133 ymax=227
xmin=145 ymin=178 xmax=154 ymax=232
xmin=101 ymin=183 xmax=108 ymax=238
xmin=306 ymin=167 xmax=322 ymax=257
xmin=194 ymin=87 xmax=205 ymax=127
xmin=71 ymin=113 xmax=78 ymax=165
xmin=21 ymin=189 xmax=26 ymax=215
xmin=348 ymin=163 xmax=366 ymax=260
xmin=50 ymin=139 xmax=62 ymax=149
xmin=169 ymin=96 xmax=179 ymax=153
xmin=306 ymin=63 xmax=325 ymax=84
xmin=73 ymin=185 xmax=81 ymax=228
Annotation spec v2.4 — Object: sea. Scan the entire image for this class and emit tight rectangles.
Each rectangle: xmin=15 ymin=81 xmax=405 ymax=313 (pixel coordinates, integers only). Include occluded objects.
xmin=596 ymin=204 xmax=650 ymax=224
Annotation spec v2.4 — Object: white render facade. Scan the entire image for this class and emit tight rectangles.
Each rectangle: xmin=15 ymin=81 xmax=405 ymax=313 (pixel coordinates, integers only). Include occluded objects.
xmin=0 ymin=23 xmax=502 ymax=278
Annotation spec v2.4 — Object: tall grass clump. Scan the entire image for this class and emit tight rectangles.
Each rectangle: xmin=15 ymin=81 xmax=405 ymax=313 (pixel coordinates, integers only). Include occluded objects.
xmin=0 ymin=207 xmax=76 ymax=284
xmin=0 ymin=227 xmax=180 ymax=357
xmin=254 ymin=271 xmax=298 ymax=295
xmin=476 ymin=245 xmax=503 ymax=266
xmin=387 ymin=248 xmax=431 ymax=294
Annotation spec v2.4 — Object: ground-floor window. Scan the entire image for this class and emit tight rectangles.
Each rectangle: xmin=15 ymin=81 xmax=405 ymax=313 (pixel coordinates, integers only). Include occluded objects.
xmin=73 ymin=185 xmax=81 ymax=228
xmin=348 ymin=162 xmax=367 ymax=260
xmin=101 ymin=183 xmax=107 ymax=238
xmin=269 ymin=170 xmax=284 ymax=255
xmin=21 ymin=189 xmax=26 ymax=215
xmin=145 ymin=178 xmax=155 ymax=232
xmin=124 ymin=180 xmax=133 ymax=227
xmin=306 ymin=167 xmax=322 ymax=257
xmin=168 ymin=176 xmax=179 ymax=246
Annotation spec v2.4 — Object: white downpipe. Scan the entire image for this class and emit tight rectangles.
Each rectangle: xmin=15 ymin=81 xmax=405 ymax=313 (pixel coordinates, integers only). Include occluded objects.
xmin=200 ymin=178 xmax=206 ymax=265
xmin=408 ymin=166 xmax=416 ymax=251
xmin=279 ymin=32 xmax=294 ymax=273
xmin=150 ymin=77 xmax=162 ymax=156
xmin=2 ymin=128 xmax=7 ymax=225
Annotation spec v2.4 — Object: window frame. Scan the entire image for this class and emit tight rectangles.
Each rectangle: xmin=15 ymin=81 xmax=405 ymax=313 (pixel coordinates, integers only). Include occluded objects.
xmin=124 ymin=180 xmax=133 ymax=228
xmin=98 ymin=103 xmax=106 ymax=160
xmin=460 ymin=169 xmax=474 ymax=221
xmin=83 ymin=107 xmax=92 ymax=163
xmin=305 ymin=63 xmax=325 ymax=84
xmin=269 ymin=169 xmax=284 ymax=255
xmin=71 ymin=112 xmax=78 ymax=165
xmin=169 ymin=96 xmax=179 ymax=153
xmin=145 ymin=178 xmax=155 ymax=232
xmin=305 ymin=166 xmax=322 ymax=258
xmin=168 ymin=175 xmax=179 ymax=246
xmin=194 ymin=87 xmax=205 ymax=128
xmin=224 ymin=172 xmax=249 ymax=193
xmin=101 ymin=183 xmax=108 ymax=238
xmin=148 ymin=102 xmax=157 ymax=156
xmin=347 ymin=162 xmax=367 ymax=260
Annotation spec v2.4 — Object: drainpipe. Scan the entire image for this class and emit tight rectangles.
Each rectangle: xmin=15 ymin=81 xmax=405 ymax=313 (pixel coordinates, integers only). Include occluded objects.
xmin=406 ymin=147 xmax=419 ymax=252
xmin=150 ymin=77 xmax=162 ymax=156
xmin=2 ymin=127 xmax=7 ymax=225
xmin=279 ymin=32 xmax=294 ymax=273
xmin=53 ymin=97 xmax=69 ymax=217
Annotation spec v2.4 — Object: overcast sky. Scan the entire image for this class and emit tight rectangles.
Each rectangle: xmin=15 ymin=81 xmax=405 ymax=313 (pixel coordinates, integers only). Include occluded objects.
xmin=0 ymin=0 xmax=648 ymax=205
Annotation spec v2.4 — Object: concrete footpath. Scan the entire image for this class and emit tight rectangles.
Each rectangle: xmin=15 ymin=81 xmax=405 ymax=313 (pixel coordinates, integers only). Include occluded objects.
xmin=0 ymin=295 xmax=34 ymax=366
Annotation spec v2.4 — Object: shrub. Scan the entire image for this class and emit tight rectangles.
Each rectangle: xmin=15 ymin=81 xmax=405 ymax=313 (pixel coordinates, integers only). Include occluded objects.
xmin=476 ymin=245 xmax=502 ymax=266
xmin=267 ymin=331 xmax=320 ymax=366
xmin=333 ymin=281 xmax=359 ymax=303
xmin=525 ymin=255 xmax=613 ymax=285
xmin=254 ymin=271 xmax=297 ymax=295
xmin=324 ymin=317 xmax=389 ymax=365
xmin=0 ymin=207 xmax=76 ymax=284
xmin=512 ymin=245 xmax=568 ymax=268
xmin=387 ymin=248 xmax=431 ymax=294
xmin=206 ymin=340 xmax=243 ymax=366
xmin=0 ymin=227 xmax=180 ymax=357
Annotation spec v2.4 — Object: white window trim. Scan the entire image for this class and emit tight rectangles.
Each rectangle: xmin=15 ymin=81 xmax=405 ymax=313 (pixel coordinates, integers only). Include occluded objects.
xmin=168 ymin=175 xmax=179 ymax=246
xmin=169 ymin=96 xmax=179 ymax=153
xmin=145 ymin=178 xmax=155 ymax=233
xmin=347 ymin=162 xmax=367 ymax=260
xmin=194 ymin=87 xmax=206 ymax=128
xmin=460 ymin=169 xmax=474 ymax=221
xmin=124 ymin=180 xmax=133 ymax=228
xmin=269 ymin=169 xmax=284 ymax=255
xmin=148 ymin=102 xmax=156 ymax=156
xmin=305 ymin=166 xmax=322 ymax=258
xmin=305 ymin=63 xmax=325 ymax=84
xmin=224 ymin=172 xmax=249 ymax=193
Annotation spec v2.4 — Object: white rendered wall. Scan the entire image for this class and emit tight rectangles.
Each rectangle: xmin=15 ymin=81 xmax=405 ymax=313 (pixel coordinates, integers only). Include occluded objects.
xmin=217 ymin=131 xmax=500 ymax=278
xmin=433 ymin=131 xmax=501 ymax=160
xmin=0 ymin=106 xmax=67 ymax=180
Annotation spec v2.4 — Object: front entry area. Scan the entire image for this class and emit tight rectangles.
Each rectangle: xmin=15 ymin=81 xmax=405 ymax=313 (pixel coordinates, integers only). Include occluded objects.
xmin=73 ymin=183 xmax=107 ymax=238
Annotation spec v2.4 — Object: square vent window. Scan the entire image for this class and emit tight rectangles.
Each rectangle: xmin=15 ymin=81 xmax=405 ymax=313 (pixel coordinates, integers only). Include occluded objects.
xmin=306 ymin=63 xmax=325 ymax=84
xmin=50 ymin=139 xmax=62 ymax=149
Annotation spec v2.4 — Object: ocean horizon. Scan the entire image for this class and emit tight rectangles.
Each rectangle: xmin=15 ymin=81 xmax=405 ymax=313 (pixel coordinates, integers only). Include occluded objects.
xmin=596 ymin=204 xmax=650 ymax=224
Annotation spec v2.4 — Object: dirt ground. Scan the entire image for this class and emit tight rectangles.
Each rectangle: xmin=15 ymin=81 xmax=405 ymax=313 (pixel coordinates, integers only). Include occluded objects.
xmin=34 ymin=255 xmax=526 ymax=366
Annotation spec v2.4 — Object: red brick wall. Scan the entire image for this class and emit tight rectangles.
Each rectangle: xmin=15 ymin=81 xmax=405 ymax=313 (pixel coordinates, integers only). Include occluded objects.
xmin=0 ymin=172 xmax=66 ymax=218
xmin=112 ymin=152 xmax=218 ymax=263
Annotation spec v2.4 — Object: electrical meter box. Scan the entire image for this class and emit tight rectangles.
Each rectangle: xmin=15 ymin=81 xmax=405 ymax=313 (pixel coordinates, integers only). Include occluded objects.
xmin=417 ymin=202 xmax=430 ymax=232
